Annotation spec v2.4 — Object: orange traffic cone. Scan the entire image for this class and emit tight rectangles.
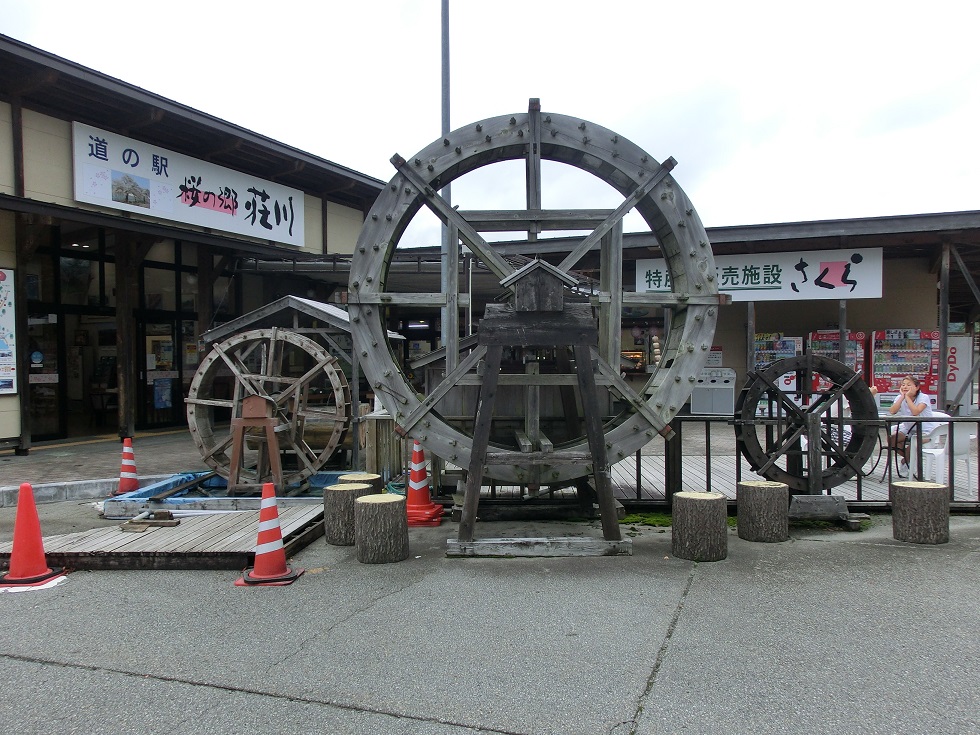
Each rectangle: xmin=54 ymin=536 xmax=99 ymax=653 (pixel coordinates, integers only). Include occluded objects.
xmin=0 ymin=483 xmax=64 ymax=587
xmin=235 ymin=482 xmax=304 ymax=586
xmin=406 ymin=440 xmax=443 ymax=527
xmin=114 ymin=437 xmax=139 ymax=496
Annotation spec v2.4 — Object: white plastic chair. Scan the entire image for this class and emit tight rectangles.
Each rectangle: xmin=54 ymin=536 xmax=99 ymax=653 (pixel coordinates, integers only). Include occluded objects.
xmin=914 ymin=425 xmax=974 ymax=487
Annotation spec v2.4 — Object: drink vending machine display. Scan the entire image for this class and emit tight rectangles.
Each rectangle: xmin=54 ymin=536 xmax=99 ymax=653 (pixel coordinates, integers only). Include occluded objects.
xmin=807 ymin=330 xmax=868 ymax=391
xmin=869 ymin=329 xmax=940 ymax=409
xmin=753 ymin=333 xmax=803 ymax=413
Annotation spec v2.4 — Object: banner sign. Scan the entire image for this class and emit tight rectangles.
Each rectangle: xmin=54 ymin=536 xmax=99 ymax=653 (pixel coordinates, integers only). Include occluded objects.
xmin=0 ymin=269 xmax=16 ymax=394
xmin=72 ymin=122 xmax=304 ymax=247
xmin=636 ymin=247 xmax=883 ymax=301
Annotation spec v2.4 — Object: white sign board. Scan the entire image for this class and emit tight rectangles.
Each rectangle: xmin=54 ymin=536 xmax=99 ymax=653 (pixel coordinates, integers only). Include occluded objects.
xmin=72 ymin=122 xmax=304 ymax=247
xmin=0 ymin=269 xmax=16 ymax=394
xmin=636 ymin=247 xmax=883 ymax=301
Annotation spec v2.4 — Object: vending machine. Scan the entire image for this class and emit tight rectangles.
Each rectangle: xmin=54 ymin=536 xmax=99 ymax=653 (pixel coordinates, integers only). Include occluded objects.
xmin=754 ymin=333 xmax=803 ymax=371
xmin=807 ymin=329 xmax=868 ymax=391
xmin=869 ymin=329 xmax=940 ymax=409
xmin=753 ymin=333 xmax=803 ymax=412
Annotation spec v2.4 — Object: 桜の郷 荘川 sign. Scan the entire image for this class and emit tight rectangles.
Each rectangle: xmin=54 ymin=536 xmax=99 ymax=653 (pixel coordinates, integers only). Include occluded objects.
xmin=72 ymin=122 xmax=304 ymax=248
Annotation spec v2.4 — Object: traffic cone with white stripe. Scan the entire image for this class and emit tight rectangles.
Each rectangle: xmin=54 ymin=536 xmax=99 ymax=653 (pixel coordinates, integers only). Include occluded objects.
xmin=235 ymin=482 xmax=303 ymax=586
xmin=406 ymin=440 xmax=443 ymax=527
xmin=114 ymin=437 xmax=139 ymax=496
xmin=0 ymin=483 xmax=65 ymax=588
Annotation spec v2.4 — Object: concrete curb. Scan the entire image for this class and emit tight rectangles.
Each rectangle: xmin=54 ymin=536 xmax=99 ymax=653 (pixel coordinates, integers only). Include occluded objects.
xmin=0 ymin=475 xmax=174 ymax=508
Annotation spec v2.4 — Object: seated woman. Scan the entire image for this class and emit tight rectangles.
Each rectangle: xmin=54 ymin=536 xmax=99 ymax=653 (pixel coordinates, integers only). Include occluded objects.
xmin=884 ymin=375 xmax=940 ymax=471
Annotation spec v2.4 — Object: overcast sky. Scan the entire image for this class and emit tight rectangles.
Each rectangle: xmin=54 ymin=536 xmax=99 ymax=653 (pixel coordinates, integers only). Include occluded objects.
xmin=2 ymin=0 xmax=978 ymax=247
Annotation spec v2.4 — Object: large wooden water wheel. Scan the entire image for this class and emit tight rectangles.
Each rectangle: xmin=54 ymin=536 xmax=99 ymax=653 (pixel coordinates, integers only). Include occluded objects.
xmin=185 ymin=327 xmax=351 ymax=488
xmin=348 ymin=99 xmax=726 ymax=489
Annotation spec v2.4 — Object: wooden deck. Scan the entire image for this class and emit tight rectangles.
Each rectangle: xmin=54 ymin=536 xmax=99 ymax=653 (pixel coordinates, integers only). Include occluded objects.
xmin=609 ymin=453 xmax=978 ymax=504
xmin=0 ymin=505 xmax=325 ymax=571
xmin=480 ymin=453 xmax=979 ymax=505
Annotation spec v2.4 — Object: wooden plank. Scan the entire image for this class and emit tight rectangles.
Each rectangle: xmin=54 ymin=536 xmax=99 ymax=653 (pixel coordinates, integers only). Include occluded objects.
xmin=454 ymin=374 xmax=614 ymax=386
xmin=457 ymin=209 xmax=613 ymax=232
xmin=485 ymin=450 xmax=593 ymax=465
xmin=446 ymin=536 xmax=633 ymax=557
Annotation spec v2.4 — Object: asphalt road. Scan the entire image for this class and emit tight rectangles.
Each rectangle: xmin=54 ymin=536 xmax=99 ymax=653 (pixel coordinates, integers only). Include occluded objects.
xmin=1 ymin=513 xmax=978 ymax=735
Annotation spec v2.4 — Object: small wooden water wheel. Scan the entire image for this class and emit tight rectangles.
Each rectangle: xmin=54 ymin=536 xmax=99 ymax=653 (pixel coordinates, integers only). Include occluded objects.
xmin=734 ymin=354 xmax=881 ymax=494
xmin=185 ymin=327 xmax=351 ymax=490
xmin=348 ymin=99 xmax=726 ymax=496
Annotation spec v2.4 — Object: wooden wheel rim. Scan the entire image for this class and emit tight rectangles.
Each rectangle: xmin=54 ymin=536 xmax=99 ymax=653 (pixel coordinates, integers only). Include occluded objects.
xmin=349 ymin=105 xmax=719 ymax=484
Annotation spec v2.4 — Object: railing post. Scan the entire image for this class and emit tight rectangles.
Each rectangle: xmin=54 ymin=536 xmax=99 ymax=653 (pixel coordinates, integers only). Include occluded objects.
xmin=665 ymin=417 xmax=683 ymax=510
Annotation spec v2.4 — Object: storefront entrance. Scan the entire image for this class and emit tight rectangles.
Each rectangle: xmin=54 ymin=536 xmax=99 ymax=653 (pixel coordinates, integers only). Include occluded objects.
xmin=139 ymin=321 xmax=181 ymax=429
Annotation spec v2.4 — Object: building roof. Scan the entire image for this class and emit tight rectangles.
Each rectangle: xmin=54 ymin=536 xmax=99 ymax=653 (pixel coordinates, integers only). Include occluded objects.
xmin=0 ymin=34 xmax=384 ymax=210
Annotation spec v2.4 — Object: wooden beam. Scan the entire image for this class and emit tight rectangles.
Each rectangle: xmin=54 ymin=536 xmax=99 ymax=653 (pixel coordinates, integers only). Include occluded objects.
xmin=391 ymin=154 xmax=514 ymax=281
xmin=557 ymin=157 xmax=676 ymax=273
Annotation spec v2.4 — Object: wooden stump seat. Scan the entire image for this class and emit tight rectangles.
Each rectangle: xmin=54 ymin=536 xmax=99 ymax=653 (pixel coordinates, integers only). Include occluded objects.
xmin=354 ymin=494 xmax=409 ymax=564
xmin=891 ymin=481 xmax=949 ymax=544
xmin=337 ymin=472 xmax=384 ymax=494
xmin=737 ymin=481 xmax=789 ymax=543
xmin=323 ymin=482 xmax=374 ymax=546
xmin=672 ymin=491 xmax=728 ymax=562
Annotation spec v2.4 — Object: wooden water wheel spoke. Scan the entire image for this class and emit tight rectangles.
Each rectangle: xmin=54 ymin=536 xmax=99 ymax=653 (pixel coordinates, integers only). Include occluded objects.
xmin=186 ymin=328 xmax=351 ymax=488
xmin=279 ymin=434 xmax=319 ymax=472
xmin=201 ymin=433 xmax=234 ymax=463
xmin=185 ymin=396 xmax=235 ymax=409
xmin=391 ymin=154 xmax=514 ymax=282
xmin=557 ymin=157 xmax=677 ymax=274
xmin=397 ymin=344 xmax=488 ymax=435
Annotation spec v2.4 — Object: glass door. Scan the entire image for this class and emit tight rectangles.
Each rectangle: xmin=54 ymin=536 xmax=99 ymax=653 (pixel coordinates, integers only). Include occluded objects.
xmin=26 ymin=318 xmax=64 ymax=439
xmin=139 ymin=321 xmax=180 ymax=428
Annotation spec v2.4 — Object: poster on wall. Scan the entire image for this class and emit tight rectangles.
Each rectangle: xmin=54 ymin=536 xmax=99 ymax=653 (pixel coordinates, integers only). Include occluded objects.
xmin=0 ymin=269 xmax=16 ymax=394
xmin=72 ymin=122 xmax=305 ymax=248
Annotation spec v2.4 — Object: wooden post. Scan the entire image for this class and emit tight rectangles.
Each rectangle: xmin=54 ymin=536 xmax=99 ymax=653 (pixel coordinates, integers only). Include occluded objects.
xmin=736 ymin=481 xmax=789 ymax=542
xmin=323 ymin=482 xmax=374 ymax=546
xmin=892 ymin=481 xmax=949 ymax=544
xmin=671 ymin=491 xmax=728 ymax=561
xmin=354 ymin=494 xmax=409 ymax=563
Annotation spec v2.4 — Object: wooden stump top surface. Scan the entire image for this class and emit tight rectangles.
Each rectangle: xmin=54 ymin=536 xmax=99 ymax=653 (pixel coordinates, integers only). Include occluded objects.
xmin=738 ymin=481 xmax=788 ymax=489
xmin=356 ymin=493 xmax=404 ymax=506
xmin=674 ymin=491 xmax=726 ymax=501
xmin=892 ymin=481 xmax=946 ymax=490
xmin=325 ymin=482 xmax=373 ymax=493
xmin=338 ymin=473 xmax=382 ymax=483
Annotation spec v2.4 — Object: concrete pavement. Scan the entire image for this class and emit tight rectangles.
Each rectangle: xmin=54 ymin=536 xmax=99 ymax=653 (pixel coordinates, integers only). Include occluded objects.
xmin=1 ymin=508 xmax=978 ymax=734
xmin=1 ymin=431 xmax=978 ymax=733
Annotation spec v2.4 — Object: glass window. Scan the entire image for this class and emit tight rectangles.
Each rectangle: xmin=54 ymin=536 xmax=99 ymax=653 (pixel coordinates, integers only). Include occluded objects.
xmin=144 ymin=267 xmax=176 ymax=310
xmin=24 ymin=254 xmax=55 ymax=305
xmin=213 ymin=276 xmax=237 ymax=315
xmin=60 ymin=257 xmax=99 ymax=306
xmin=180 ymin=271 xmax=198 ymax=314
xmin=103 ymin=261 xmax=116 ymax=307
xmin=145 ymin=240 xmax=175 ymax=264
